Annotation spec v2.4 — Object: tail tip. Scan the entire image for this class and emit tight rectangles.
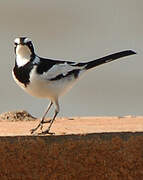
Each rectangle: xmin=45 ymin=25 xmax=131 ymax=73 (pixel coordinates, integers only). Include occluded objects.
xmin=128 ymin=50 xmax=137 ymax=55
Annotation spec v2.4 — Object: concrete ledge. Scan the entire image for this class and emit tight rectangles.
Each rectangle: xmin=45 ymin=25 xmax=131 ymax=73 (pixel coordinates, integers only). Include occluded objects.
xmin=0 ymin=132 xmax=143 ymax=179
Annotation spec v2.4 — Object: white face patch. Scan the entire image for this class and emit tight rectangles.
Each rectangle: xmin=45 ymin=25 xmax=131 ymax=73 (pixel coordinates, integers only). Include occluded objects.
xmin=14 ymin=38 xmax=20 ymax=44
xmin=16 ymin=44 xmax=31 ymax=58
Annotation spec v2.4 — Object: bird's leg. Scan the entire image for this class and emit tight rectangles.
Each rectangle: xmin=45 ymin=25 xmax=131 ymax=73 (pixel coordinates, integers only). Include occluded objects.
xmin=30 ymin=101 xmax=53 ymax=134
xmin=39 ymin=110 xmax=58 ymax=135
xmin=39 ymin=102 xmax=54 ymax=131
xmin=39 ymin=100 xmax=59 ymax=135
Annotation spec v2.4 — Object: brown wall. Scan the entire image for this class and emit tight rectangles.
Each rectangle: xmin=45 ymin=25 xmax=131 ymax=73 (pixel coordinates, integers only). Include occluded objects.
xmin=0 ymin=133 xmax=143 ymax=179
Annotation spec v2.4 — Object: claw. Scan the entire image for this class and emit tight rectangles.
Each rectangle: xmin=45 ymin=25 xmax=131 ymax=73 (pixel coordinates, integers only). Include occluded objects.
xmin=30 ymin=123 xmax=42 ymax=134
xmin=30 ymin=128 xmax=37 ymax=134
xmin=40 ymin=124 xmax=43 ymax=131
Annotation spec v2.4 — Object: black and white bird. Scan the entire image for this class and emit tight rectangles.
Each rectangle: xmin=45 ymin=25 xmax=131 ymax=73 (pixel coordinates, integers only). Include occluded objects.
xmin=12 ymin=37 xmax=136 ymax=134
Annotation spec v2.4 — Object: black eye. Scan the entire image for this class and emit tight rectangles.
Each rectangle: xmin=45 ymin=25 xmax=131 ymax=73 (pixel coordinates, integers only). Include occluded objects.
xmin=27 ymin=42 xmax=34 ymax=49
xmin=14 ymin=42 xmax=18 ymax=46
xmin=26 ymin=42 xmax=32 ymax=46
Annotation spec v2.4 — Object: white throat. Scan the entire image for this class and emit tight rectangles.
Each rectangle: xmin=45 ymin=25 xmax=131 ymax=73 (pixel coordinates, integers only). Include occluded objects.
xmin=16 ymin=45 xmax=31 ymax=67
xmin=16 ymin=55 xmax=29 ymax=67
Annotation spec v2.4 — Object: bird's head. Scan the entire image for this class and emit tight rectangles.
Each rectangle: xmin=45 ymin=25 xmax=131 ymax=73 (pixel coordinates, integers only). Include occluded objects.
xmin=14 ymin=37 xmax=35 ymax=66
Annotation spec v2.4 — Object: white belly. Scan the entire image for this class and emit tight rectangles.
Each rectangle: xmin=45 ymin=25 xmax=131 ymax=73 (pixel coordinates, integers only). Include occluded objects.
xmin=12 ymin=67 xmax=80 ymax=101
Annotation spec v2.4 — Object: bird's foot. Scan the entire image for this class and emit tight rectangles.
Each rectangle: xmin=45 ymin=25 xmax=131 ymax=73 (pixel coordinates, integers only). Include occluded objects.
xmin=30 ymin=119 xmax=51 ymax=134
xmin=30 ymin=122 xmax=43 ymax=134
xmin=38 ymin=129 xmax=55 ymax=135
xmin=30 ymin=127 xmax=38 ymax=134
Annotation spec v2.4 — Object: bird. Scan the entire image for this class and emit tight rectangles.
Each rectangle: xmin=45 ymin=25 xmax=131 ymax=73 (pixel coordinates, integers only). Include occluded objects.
xmin=12 ymin=37 xmax=136 ymax=135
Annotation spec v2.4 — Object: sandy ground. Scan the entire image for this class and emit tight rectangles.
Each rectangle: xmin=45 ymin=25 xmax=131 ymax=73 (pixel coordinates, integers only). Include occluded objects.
xmin=0 ymin=110 xmax=142 ymax=136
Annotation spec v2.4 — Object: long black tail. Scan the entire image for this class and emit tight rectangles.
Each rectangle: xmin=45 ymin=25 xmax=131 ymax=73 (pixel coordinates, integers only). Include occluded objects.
xmin=84 ymin=50 xmax=136 ymax=70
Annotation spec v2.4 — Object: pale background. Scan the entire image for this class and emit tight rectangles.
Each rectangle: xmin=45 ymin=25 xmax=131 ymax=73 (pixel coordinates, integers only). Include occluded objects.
xmin=0 ymin=1 xmax=142 ymax=118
